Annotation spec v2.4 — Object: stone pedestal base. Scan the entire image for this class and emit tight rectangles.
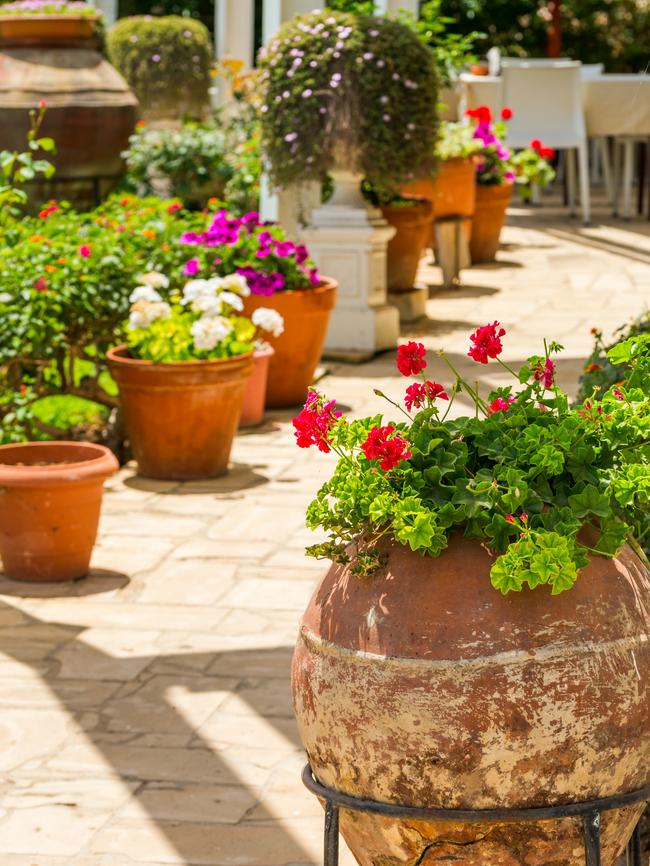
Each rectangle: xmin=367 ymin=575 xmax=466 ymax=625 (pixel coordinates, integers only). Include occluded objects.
xmin=301 ymin=169 xmax=400 ymax=355
xmin=388 ymin=285 xmax=428 ymax=322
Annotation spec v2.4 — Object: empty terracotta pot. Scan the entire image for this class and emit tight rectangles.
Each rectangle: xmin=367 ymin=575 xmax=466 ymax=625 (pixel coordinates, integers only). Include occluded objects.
xmin=242 ymin=279 xmax=337 ymax=409
xmin=107 ymin=345 xmax=253 ymax=480
xmin=470 ymin=182 xmax=513 ymax=264
xmin=292 ymin=535 xmax=650 ymax=866
xmin=381 ymin=197 xmax=433 ymax=292
xmin=0 ymin=440 xmax=118 ymax=582
xmin=239 ymin=344 xmax=274 ymax=428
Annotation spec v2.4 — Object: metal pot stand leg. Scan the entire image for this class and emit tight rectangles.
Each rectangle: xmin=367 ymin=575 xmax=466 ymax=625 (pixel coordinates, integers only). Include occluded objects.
xmin=302 ymin=764 xmax=649 ymax=866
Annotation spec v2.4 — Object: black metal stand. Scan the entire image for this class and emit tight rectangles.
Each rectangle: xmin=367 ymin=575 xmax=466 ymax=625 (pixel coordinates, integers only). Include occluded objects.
xmin=303 ymin=764 xmax=649 ymax=866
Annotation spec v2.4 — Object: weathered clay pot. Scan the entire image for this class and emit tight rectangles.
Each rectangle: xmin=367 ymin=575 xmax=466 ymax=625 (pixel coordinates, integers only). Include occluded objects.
xmin=0 ymin=22 xmax=137 ymax=209
xmin=107 ymin=345 xmax=253 ymax=480
xmin=0 ymin=13 xmax=99 ymax=44
xmin=242 ymin=279 xmax=337 ymax=409
xmin=381 ymin=198 xmax=434 ymax=291
xmin=239 ymin=344 xmax=274 ymax=428
xmin=470 ymin=182 xmax=513 ymax=264
xmin=0 ymin=441 xmax=118 ymax=582
xmin=403 ymin=158 xmax=476 ymax=248
xmin=292 ymin=535 xmax=650 ymax=866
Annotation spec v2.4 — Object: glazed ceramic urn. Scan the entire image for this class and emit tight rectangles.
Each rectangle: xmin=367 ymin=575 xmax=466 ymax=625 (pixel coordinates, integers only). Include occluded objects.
xmin=291 ymin=535 xmax=650 ymax=866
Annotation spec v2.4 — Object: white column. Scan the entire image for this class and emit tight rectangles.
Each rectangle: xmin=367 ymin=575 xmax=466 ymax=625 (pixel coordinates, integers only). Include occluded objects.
xmin=374 ymin=0 xmax=419 ymax=12
xmin=215 ymin=0 xmax=255 ymax=67
xmin=91 ymin=0 xmax=117 ymax=28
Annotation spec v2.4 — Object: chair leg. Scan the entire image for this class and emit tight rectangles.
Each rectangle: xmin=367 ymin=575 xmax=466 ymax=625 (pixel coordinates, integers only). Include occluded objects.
xmin=566 ymin=148 xmax=577 ymax=218
xmin=599 ymin=138 xmax=614 ymax=206
xmin=578 ymin=141 xmax=590 ymax=226
xmin=636 ymin=141 xmax=645 ymax=215
xmin=620 ymin=139 xmax=634 ymax=220
xmin=612 ymin=139 xmax=621 ymax=216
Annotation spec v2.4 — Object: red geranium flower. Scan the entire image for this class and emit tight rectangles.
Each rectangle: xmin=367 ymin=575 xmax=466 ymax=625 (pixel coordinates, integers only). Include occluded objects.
xmin=534 ymin=358 xmax=556 ymax=389
xmin=78 ymin=244 xmax=91 ymax=258
xmin=293 ymin=390 xmax=341 ymax=453
xmin=33 ymin=276 xmax=48 ymax=293
xmin=540 ymin=147 xmax=555 ymax=160
xmin=530 ymin=139 xmax=542 ymax=151
xmin=468 ymin=321 xmax=506 ymax=364
xmin=361 ymin=425 xmax=412 ymax=471
xmin=404 ymin=381 xmax=449 ymax=412
xmin=501 ymin=107 xmax=513 ymax=120
xmin=167 ymin=203 xmax=183 ymax=214
xmin=396 ymin=341 xmax=427 ymax=376
xmin=38 ymin=204 xmax=58 ymax=219
xmin=488 ymin=396 xmax=515 ymax=414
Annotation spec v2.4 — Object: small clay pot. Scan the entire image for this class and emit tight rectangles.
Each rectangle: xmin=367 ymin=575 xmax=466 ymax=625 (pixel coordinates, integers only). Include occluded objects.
xmin=242 ymin=278 xmax=337 ymax=409
xmin=0 ymin=440 xmax=118 ymax=582
xmin=239 ymin=344 xmax=274 ymax=428
xmin=380 ymin=197 xmax=433 ymax=291
xmin=107 ymin=345 xmax=253 ymax=480
xmin=470 ymin=182 xmax=513 ymax=264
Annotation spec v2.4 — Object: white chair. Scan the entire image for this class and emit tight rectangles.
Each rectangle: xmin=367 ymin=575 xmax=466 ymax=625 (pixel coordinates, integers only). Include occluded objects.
xmin=458 ymin=72 xmax=502 ymax=124
xmin=501 ymin=62 xmax=590 ymax=224
xmin=580 ymin=63 xmax=604 ymax=78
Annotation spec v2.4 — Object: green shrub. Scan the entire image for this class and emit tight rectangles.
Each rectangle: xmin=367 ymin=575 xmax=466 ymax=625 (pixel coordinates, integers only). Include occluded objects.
xmin=577 ymin=311 xmax=650 ymax=402
xmin=258 ymin=10 xmax=438 ymax=192
xmin=106 ymin=16 xmax=212 ymax=120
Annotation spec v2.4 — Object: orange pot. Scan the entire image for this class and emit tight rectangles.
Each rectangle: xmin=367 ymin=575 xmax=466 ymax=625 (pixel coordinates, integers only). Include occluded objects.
xmin=470 ymin=182 xmax=513 ymax=264
xmin=242 ymin=279 xmax=337 ymax=409
xmin=403 ymin=158 xmax=476 ymax=247
xmin=0 ymin=441 xmax=118 ymax=582
xmin=0 ymin=14 xmax=99 ymax=45
xmin=380 ymin=197 xmax=433 ymax=292
xmin=239 ymin=344 xmax=273 ymax=428
xmin=107 ymin=345 xmax=253 ymax=480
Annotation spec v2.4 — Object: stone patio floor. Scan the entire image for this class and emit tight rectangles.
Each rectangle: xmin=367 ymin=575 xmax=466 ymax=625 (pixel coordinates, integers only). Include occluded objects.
xmin=1 ymin=196 xmax=649 ymax=865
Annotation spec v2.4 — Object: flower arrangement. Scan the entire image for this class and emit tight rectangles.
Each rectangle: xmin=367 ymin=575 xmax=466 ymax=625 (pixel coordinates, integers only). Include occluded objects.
xmin=0 ymin=0 xmax=99 ymax=14
xmin=466 ymin=106 xmax=556 ymax=196
xmin=293 ymin=325 xmax=650 ymax=593
xmin=434 ymin=120 xmax=482 ymax=161
xmin=179 ymin=209 xmax=320 ymax=296
xmin=257 ymin=10 xmax=438 ymax=189
xmin=125 ymin=270 xmax=284 ymax=363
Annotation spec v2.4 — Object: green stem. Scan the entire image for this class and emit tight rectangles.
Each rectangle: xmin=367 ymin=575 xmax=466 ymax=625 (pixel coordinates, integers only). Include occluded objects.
xmin=496 ymin=355 xmax=520 ymax=380
xmin=627 ymin=532 xmax=650 ymax=570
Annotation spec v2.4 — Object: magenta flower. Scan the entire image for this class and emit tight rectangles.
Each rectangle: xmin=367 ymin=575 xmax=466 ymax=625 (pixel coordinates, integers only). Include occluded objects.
xmin=236 ymin=267 xmax=285 ymax=296
xmin=183 ymin=258 xmax=200 ymax=277
xmin=78 ymin=244 xmax=91 ymax=258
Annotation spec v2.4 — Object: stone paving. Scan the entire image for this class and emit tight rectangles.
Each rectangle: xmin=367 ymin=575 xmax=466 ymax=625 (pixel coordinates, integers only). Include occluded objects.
xmin=0 ymin=197 xmax=649 ymax=866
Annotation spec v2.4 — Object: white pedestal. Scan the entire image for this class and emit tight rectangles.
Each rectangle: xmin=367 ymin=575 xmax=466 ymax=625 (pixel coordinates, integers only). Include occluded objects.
xmin=301 ymin=171 xmax=400 ymax=356
xmin=388 ymin=286 xmax=428 ymax=322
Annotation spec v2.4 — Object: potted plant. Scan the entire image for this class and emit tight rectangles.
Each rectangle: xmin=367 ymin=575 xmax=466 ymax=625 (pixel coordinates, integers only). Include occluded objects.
xmin=291 ymin=328 xmax=650 ymax=864
xmin=107 ymin=270 xmax=281 ymax=479
xmin=468 ymin=106 xmax=555 ymax=263
xmin=0 ymin=440 xmax=118 ymax=582
xmin=0 ymin=0 xmax=101 ymax=43
xmin=239 ymin=309 xmax=284 ymax=428
xmin=179 ymin=209 xmax=336 ymax=409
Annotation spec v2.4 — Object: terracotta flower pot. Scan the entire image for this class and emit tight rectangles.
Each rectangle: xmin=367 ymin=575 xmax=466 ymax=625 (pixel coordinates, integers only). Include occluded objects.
xmin=0 ymin=440 xmax=118 ymax=582
xmin=239 ymin=344 xmax=274 ymax=428
xmin=0 ymin=14 xmax=99 ymax=45
xmin=292 ymin=535 xmax=650 ymax=866
xmin=242 ymin=278 xmax=337 ymax=410
xmin=403 ymin=158 xmax=476 ymax=247
xmin=470 ymin=182 xmax=513 ymax=264
xmin=107 ymin=345 xmax=253 ymax=480
xmin=380 ymin=197 xmax=434 ymax=291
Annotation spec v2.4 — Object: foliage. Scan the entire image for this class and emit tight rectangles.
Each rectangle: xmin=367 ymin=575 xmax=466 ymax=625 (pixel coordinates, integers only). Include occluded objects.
xmin=106 ymin=16 xmax=212 ymax=120
xmin=577 ymin=312 xmax=650 ymax=402
xmin=405 ymin=0 xmax=481 ymax=87
xmin=0 ymin=0 xmax=98 ymax=14
xmin=435 ymin=121 xmax=481 ymax=161
xmin=509 ymin=142 xmax=556 ymax=200
xmin=116 ymin=0 xmax=214 ymax=34
xmin=295 ymin=329 xmax=650 ymax=594
xmin=438 ymin=0 xmax=650 ymax=73
xmin=326 ymin=0 xmax=374 ymax=13
xmin=0 ymin=105 xmax=55 ymax=228
xmin=257 ymin=10 xmax=438 ymax=190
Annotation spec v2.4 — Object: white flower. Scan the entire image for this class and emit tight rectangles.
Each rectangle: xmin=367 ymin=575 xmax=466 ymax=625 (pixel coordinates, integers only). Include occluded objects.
xmin=252 ymin=307 xmax=284 ymax=338
xmin=191 ymin=316 xmax=233 ymax=351
xmin=128 ymin=301 xmax=171 ymax=330
xmin=191 ymin=295 xmax=223 ymax=316
xmin=182 ymin=279 xmax=212 ymax=304
xmin=0 ymin=292 xmax=13 ymax=304
xmin=219 ymin=291 xmax=244 ymax=312
xmin=130 ymin=285 xmax=162 ymax=303
xmin=221 ymin=273 xmax=251 ymax=297
xmin=138 ymin=271 xmax=169 ymax=290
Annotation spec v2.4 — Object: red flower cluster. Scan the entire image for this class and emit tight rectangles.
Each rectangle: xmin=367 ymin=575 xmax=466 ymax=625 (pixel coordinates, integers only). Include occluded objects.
xmin=468 ymin=321 xmax=506 ymax=364
xmin=404 ymin=381 xmax=449 ymax=412
xmin=361 ymin=425 xmax=412 ymax=471
xmin=396 ymin=341 xmax=427 ymax=376
xmin=167 ymin=203 xmax=183 ymax=214
xmin=488 ymin=396 xmax=515 ymax=414
xmin=78 ymin=244 xmax=92 ymax=258
xmin=293 ymin=390 xmax=341 ymax=453
xmin=501 ymin=107 xmax=513 ymax=120
xmin=38 ymin=204 xmax=58 ymax=219
xmin=534 ymin=358 xmax=556 ymax=389
xmin=530 ymin=139 xmax=555 ymax=160
xmin=465 ymin=106 xmax=491 ymax=123
xmin=33 ymin=276 xmax=48 ymax=293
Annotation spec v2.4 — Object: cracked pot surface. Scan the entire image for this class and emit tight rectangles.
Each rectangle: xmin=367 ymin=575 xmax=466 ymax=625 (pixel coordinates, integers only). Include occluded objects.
xmin=292 ymin=535 xmax=650 ymax=866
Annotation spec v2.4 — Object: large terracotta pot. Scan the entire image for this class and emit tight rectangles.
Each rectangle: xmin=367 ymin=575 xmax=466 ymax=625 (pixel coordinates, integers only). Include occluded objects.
xmin=0 ymin=441 xmax=117 ymax=582
xmin=107 ymin=345 xmax=253 ymax=480
xmin=239 ymin=344 xmax=273 ymax=428
xmin=0 ymin=20 xmax=137 ymax=209
xmin=292 ymin=535 xmax=650 ymax=866
xmin=470 ymin=182 xmax=513 ymax=264
xmin=381 ymin=198 xmax=434 ymax=291
xmin=242 ymin=279 xmax=337 ymax=410
xmin=403 ymin=158 xmax=476 ymax=247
